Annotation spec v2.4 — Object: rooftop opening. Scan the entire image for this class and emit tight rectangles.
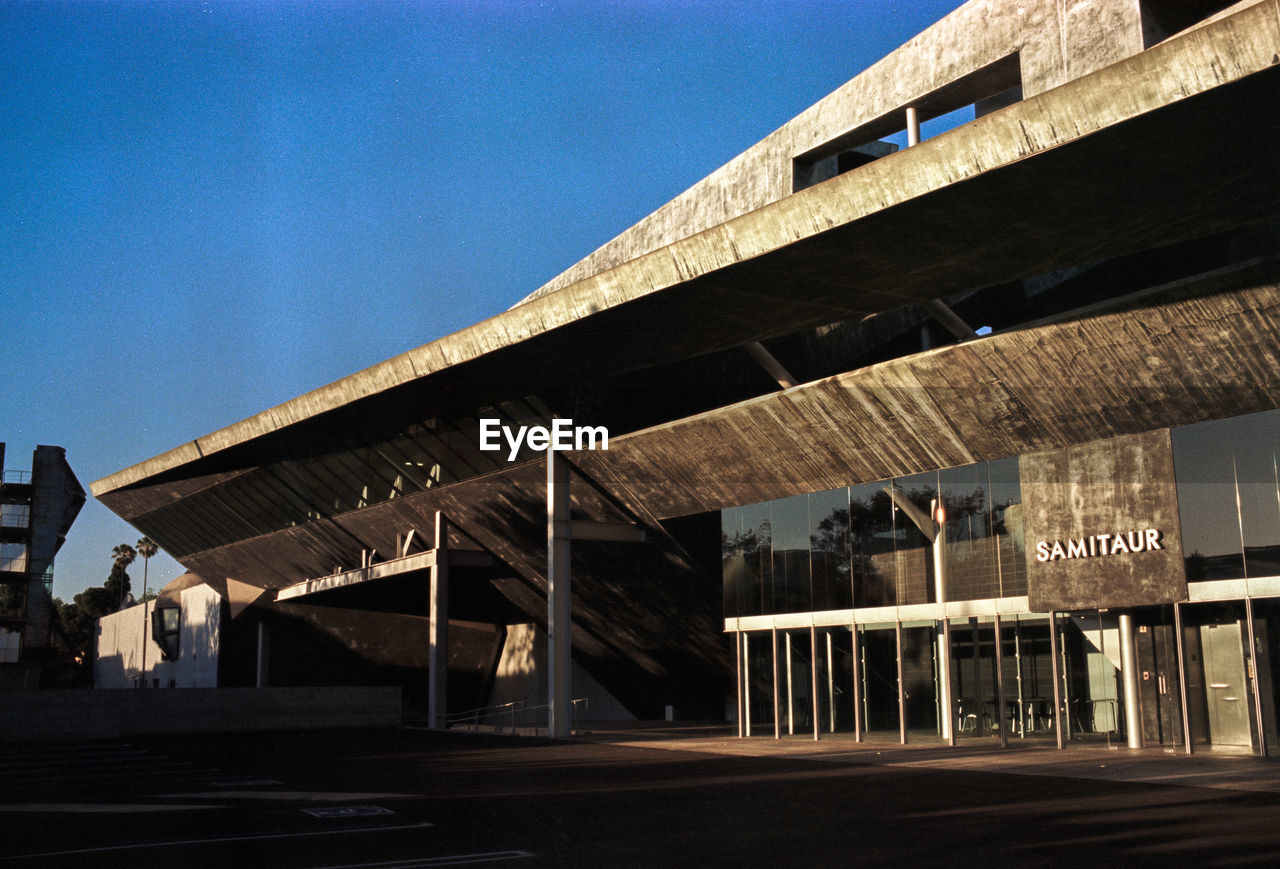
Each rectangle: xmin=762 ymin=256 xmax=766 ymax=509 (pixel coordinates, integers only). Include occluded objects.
xmin=1141 ymin=0 xmax=1241 ymax=48
xmin=793 ymin=53 xmax=1021 ymax=193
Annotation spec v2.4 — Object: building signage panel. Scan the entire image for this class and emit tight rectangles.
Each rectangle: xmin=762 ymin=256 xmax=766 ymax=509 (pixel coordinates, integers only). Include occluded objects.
xmin=1021 ymin=430 xmax=1186 ymax=612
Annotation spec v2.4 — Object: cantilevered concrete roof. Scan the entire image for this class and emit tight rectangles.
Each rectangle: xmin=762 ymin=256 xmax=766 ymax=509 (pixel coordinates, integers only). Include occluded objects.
xmin=94 ymin=2 xmax=1280 ymax=498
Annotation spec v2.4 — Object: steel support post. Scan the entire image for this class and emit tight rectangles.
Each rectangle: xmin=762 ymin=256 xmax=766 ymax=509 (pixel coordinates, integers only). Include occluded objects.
xmin=811 ymin=626 xmax=820 ymax=742
xmin=256 ymin=620 xmax=269 ymax=688
xmin=994 ymin=614 xmax=1008 ymax=748
xmin=1050 ymin=612 xmax=1065 ymax=749
xmin=429 ymin=510 xmax=450 ymax=729
xmin=772 ymin=627 xmax=781 ymax=740
xmin=547 ymin=449 xmax=572 ymax=738
xmin=1247 ymin=596 xmax=1267 ymax=757
xmin=852 ymin=623 xmax=863 ymax=742
xmin=1119 ymin=613 xmax=1144 ymax=749
xmin=897 ymin=620 xmax=907 ymax=744
xmin=906 ymin=106 xmax=920 ymax=146
xmin=736 ymin=630 xmax=744 ymax=739
xmin=1174 ymin=603 xmax=1192 ymax=754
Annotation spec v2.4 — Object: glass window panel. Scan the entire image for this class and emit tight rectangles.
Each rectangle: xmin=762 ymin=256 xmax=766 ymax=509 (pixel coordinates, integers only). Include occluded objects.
xmin=857 ymin=623 xmax=901 ymax=736
xmin=738 ymin=502 xmax=772 ymax=617
xmin=0 ymin=627 xmax=19 ymax=663
xmin=0 ymin=582 xmax=25 ymax=618
xmin=0 ymin=543 xmax=28 ymax=573
xmin=941 ymin=463 xmax=995 ymax=601
xmin=809 ymin=487 xmax=851 ymax=611
xmin=1232 ymin=409 xmax=1280 ymax=578
xmin=0 ymin=503 xmax=29 ymax=528
xmin=988 ymin=456 xmax=1026 ymax=597
xmin=743 ymin=632 xmax=776 ymax=735
xmin=771 ymin=493 xmax=811 ymax=614
xmin=722 ymin=509 xmax=745 ymax=619
xmin=1172 ymin=418 xmax=1245 ymax=580
xmin=849 ymin=481 xmax=896 ymax=607
xmin=816 ymin=626 xmax=855 ymax=733
xmin=892 ymin=471 xmax=938 ymax=606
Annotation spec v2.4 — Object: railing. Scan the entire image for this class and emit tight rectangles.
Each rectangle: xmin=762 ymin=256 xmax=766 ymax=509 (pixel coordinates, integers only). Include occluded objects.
xmin=445 ymin=698 xmax=590 ymax=736
xmin=1 ymin=470 xmax=31 ymax=484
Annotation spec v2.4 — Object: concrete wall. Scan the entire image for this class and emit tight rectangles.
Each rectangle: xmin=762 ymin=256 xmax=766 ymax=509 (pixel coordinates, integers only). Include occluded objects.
xmin=489 ymin=623 xmax=636 ymax=723
xmin=95 ymin=582 xmax=221 ymax=689
xmin=0 ymin=686 xmax=401 ymax=742
xmin=522 ymin=0 xmax=1187 ymax=303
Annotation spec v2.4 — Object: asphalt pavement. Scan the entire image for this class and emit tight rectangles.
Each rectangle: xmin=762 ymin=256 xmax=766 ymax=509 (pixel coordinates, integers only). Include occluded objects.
xmin=4 ymin=724 xmax=1280 ymax=867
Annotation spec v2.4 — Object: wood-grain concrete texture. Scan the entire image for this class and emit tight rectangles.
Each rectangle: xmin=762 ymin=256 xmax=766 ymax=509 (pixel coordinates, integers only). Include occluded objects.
xmin=576 ymin=259 xmax=1280 ymax=519
xmin=92 ymin=0 xmax=1280 ymax=500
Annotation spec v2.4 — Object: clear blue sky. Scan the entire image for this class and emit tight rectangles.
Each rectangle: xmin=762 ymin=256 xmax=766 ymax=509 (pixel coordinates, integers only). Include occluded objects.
xmin=1 ymin=0 xmax=963 ymax=602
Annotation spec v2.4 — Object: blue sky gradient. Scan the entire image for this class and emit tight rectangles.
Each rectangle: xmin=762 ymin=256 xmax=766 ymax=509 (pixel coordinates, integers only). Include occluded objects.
xmin=1 ymin=0 xmax=962 ymax=600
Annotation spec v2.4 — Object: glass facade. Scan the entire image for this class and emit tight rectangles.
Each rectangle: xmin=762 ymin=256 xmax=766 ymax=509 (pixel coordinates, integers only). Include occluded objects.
xmin=724 ymin=408 xmax=1280 ymax=754
xmin=1172 ymin=408 xmax=1280 ymax=581
xmin=722 ymin=459 xmax=1026 ymax=618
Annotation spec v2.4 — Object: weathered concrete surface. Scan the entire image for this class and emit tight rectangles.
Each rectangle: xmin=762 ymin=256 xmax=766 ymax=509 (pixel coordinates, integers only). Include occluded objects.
xmin=93 ymin=3 xmax=1280 ymax=498
xmin=574 ymin=259 xmax=1280 ymax=520
xmin=523 ymin=0 xmax=1157 ymax=303
xmin=1020 ymin=430 xmax=1187 ymax=612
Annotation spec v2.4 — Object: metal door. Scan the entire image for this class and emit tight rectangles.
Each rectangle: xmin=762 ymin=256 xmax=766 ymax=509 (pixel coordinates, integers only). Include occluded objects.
xmin=1201 ymin=621 xmax=1253 ymax=747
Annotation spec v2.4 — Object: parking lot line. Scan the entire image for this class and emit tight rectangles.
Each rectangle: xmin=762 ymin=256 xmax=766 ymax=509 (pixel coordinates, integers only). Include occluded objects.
xmin=1 ymin=821 xmax=435 ymax=861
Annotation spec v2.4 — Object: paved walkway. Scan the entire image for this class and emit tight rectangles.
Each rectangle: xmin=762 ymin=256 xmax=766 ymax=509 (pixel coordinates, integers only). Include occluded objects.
xmin=577 ymin=722 xmax=1280 ymax=795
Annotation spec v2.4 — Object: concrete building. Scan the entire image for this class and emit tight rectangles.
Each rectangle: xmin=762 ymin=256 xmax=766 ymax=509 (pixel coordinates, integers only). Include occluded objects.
xmin=95 ymin=574 xmax=223 ymax=690
xmin=93 ymin=0 xmax=1280 ymax=752
xmin=1 ymin=443 xmax=85 ymax=689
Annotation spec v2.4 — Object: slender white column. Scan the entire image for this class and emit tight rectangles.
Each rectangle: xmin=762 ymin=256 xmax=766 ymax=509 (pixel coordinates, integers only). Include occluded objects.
xmin=429 ymin=511 xmax=449 ymax=729
xmin=906 ymin=106 xmax=921 ymax=146
xmin=1119 ymin=613 xmax=1144 ymax=749
xmin=547 ymin=449 xmax=572 ymax=738
xmin=256 ymin=621 xmax=269 ymax=688
xmin=933 ymin=501 xmax=953 ymax=742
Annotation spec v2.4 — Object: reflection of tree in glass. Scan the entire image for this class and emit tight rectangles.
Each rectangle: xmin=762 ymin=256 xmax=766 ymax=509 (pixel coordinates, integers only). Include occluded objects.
xmin=0 ymin=583 xmax=23 ymax=616
xmin=944 ymin=487 xmax=987 ymax=539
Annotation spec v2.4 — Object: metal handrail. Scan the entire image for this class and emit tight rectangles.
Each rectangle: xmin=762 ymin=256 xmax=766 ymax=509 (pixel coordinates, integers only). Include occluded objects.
xmin=446 ymin=698 xmax=589 ymax=736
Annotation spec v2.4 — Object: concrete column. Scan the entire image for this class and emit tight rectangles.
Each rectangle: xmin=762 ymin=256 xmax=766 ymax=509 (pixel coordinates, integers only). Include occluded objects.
xmin=933 ymin=501 xmax=953 ymax=742
xmin=994 ymin=614 xmax=1008 ymax=748
xmin=906 ymin=106 xmax=921 ymax=147
xmin=896 ymin=620 xmax=907 ymax=744
xmin=735 ymin=630 xmax=744 ymax=739
xmin=851 ymin=623 xmax=863 ymax=743
xmin=1119 ymin=613 xmax=1144 ymax=749
xmin=256 ymin=620 xmax=269 ymax=688
xmin=547 ymin=449 xmax=572 ymax=738
xmin=1050 ymin=613 xmax=1065 ymax=749
xmin=772 ymin=627 xmax=781 ymax=740
xmin=429 ymin=511 xmax=449 ymax=729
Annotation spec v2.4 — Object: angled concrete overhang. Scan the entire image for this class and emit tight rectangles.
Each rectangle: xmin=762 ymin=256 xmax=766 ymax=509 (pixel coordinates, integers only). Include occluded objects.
xmin=578 ymin=258 xmax=1280 ymax=518
xmin=94 ymin=2 xmax=1280 ymax=501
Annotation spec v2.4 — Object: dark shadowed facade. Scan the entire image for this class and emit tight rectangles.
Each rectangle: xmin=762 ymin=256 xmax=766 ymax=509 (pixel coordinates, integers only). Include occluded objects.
xmin=1 ymin=444 xmax=84 ymax=689
xmin=94 ymin=0 xmax=1280 ymax=753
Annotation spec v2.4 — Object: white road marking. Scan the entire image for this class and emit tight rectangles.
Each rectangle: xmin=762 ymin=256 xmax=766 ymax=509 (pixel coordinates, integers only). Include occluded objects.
xmin=160 ymin=791 xmax=417 ymax=801
xmin=307 ymin=852 xmax=535 ymax=868
xmin=0 ymin=803 xmax=223 ymax=814
xmin=2 ymin=821 xmax=435 ymax=860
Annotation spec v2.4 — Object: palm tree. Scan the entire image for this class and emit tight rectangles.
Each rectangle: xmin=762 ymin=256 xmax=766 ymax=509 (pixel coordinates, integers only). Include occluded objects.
xmin=111 ymin=543 xmax=136 ymax=610
xmin=136 ymin=537 xmax=158 ymax=685
xmin=136 ymin=537 xmax=157 ymax=599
